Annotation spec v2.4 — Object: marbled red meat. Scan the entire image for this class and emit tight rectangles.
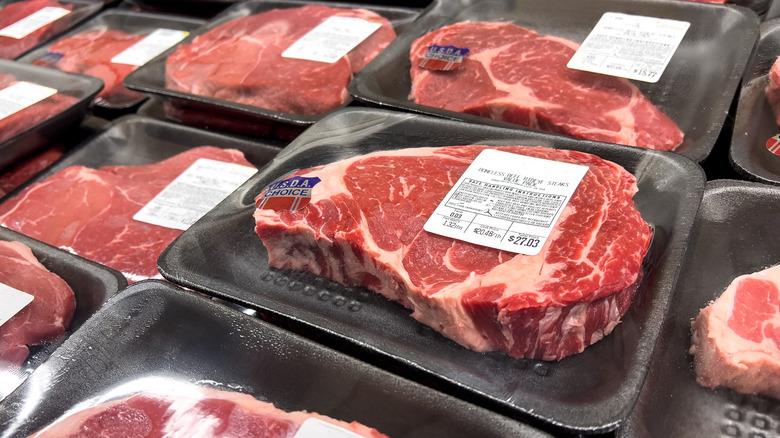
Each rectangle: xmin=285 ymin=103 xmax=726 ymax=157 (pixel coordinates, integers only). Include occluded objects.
xmin=253 ymin=145 xmax=652 ymax=360
xmin=165 ymin=5 xmax=395 ymax=115
xmin=0 ymin=240 xmax=75 ymax=368
xmin=409 ymin=22 xmax=684 ymax=151
xmin=28 ymin=387 xmax=389 ymax=438
xmin=0 ymin=147 xmax=253 ymax=282
xmin=0 ymin=0 xmax=73 ymax=59
xmin=0 ymin=144 xmax=63 ymax=197
xmin=36 ymin=29 xmax=145 ymax=106
xmin=691 ymin=264 xmax=780 ymax=398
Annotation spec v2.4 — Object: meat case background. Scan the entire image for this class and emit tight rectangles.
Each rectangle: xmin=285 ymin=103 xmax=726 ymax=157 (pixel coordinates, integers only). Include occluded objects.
xmin=0 ymin=0 xmax=778 ymax=437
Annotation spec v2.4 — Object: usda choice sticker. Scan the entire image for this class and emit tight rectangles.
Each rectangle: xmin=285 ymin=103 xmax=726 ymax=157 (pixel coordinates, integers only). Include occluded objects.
xmin=256 ymin=175 xmax=321 ymax=211
xmin=567 ymin=12 xmax=689 ymax=83
xmin=424 ymin=149 xmax=588 ymax=256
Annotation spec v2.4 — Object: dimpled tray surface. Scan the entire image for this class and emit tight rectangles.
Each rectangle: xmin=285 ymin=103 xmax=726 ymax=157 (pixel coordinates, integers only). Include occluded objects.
xmin=349 ymin=0 xmax=758 ymax=163
xmin=0 ymin=280 xmax=549 ymax=438
xmin=0 ymin=226 xmax=126 ymax=401
xmin=157 ymin=108 xmax=704 ymax=433
xmin=730 ymin=19 xmax=780 ymax=184
xmin=620 ymin=180 xmax=780 ymax=438
xmin=124 ymin=0 xmax=421 ymax=126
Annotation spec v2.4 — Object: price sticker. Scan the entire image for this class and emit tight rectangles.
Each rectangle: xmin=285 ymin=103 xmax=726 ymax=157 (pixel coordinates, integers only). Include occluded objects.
xmin=424 ymin=149 xmax=588 ymax=256
xmin=282 ymin=16 xmax=381 ymax=64
xmin=133 ymin=158 xmax=256 ymax=230
xmin=0 ymin=282 xmax=33 ymax=327
xmin=293 ymin=418 xmax=366 ymax=438
xmin=567 ymin=12 xmax=689 ymax=83
xmin=0 ymin=7 xmax=70 ymax=39
xmin=0 ymin=81 xmax=57 ymax=121
xmin=111 ymin=29 xmax=190 ymax=66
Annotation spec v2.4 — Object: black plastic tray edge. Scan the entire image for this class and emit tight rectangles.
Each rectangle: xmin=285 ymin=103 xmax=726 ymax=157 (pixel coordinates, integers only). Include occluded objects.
xmin=123 ymin=0 xmax=422 ymax=127
xmin=156 ymin=107 xmax=707 ymax=434
xmin=0 ymin=59 xmax=103 ymax=172
xmin=729 ymin=18 xmax=780 ymax=184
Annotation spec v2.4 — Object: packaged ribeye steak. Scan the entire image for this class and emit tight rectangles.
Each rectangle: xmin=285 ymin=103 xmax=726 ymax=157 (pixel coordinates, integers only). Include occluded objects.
xmin=409 ymin=22 xmax=684 ymax=151
xmin=165 ymin=4 xmax=397 ymax=116
xmin=0 ymin=146 xmax=256 ymax=283
xmin=21 ymin=10 xmax=204 ymax=108
xmin=253 ymin=144 xmax=653 ymax=360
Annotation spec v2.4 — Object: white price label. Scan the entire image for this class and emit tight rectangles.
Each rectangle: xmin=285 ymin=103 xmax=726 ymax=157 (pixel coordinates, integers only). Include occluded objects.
xmin=111 ymin=28 xmax=190 ymax=66
xmin=0 ymin=282 xmax=33 ymax=327
xmin=423 ymin=149 xmax=588 ymax=256
xmin=293 ymin=418 xmax=365 ymax=438
xmin=282 ymin=16 xmax=381 ymax=64
xmin=133 ymin=158 xmax=256 ymax=231
xmin=0 ymin=81 xmax=57 ymax=121
xmin=567 ymin=12 xmax=689 ymax=83
xmin=0 ymin=6 xmax=70 ymax=39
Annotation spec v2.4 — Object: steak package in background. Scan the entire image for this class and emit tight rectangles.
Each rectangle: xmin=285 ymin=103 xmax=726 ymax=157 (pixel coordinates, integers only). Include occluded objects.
xmin=0 ymin=59 xmax=101 ymax=172
xmin=0 ymin=116 xmax=282 ymax=283
xmin=730 ymin=19 xmax=780 ymax=184
xmin=18 ymin=10 xmax=204 ymax=109
xmin=0 ymin=226 xmax=125 ymax=402
xmin=349 ymin=0 xmax=758 ymax=163
xmin=0 ymin=0 xmax=100 ymax=59
xmin=124 ymin=1 xmax=420 ymax=129
xmin=156 ymin=108 xmax=705 ymax=433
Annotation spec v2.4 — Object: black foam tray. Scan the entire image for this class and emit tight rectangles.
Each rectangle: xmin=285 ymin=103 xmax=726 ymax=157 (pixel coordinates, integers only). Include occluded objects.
xmin=0 ymin=280 xmax=549 ymax=438
xmin=157 ymin=107 xmax=705 ymax=433
xmin=620 ymin=180 xmax=780 ymax=438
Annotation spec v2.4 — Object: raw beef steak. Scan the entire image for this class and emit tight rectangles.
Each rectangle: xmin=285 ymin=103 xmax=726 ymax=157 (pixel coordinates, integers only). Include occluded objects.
xmin=165 ymin=5 xmax=396 ymax=115
xmin=690 ymin=264 xmax=780 ymax=399
xmin=0 ymin=144 xmax=63 ymax=197
xmin=409 ymin=22 xmax=684 ymax=151
xmin=0 ymin=73 xmax=78 ymax=143
xmin=766 ymin=57 xmax=780 ymax=125
xmin=35 ymin=29 xmax=145 ymax=106
xmin=0 ymin=147 xmax=253 ymax=283
xmin=29 ymin=386 xmax=389 ymax=438
xmin=0 ymin=0 xmax=72 ymax=59
xmin=0 ymin=240 xmax=75 ymax=368
xmin=254 ymin=145 xmax=652 ymax=360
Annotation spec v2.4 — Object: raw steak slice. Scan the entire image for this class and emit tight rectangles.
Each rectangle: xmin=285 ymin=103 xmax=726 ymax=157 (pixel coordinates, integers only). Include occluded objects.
xmin=29 ymin=386 xmax=389 ymax=438
xmin=0 ymin=0 xmax=73 ymax=59
xmin=690 ymin=264 xmax=780 ymax=399
xmin=0 ymin=144 xmax=63 ymax=197
xmin=254 ymin=145 xmax=652 ymax=360
xmin=0 ymin=147 xmax=254 ymax=283
xmin=165 ymin=5 xmax=396 ymax=115
xmin=34 ymin=29 xmax=145 ymax=106
xmin=766 ymin=57 xmax=780 ymax=126
xmin=409 ymin=22 xmax=684 ymax=151
xmin=0 ymin=240 xmax=75 ymax=368
xmin=0 ymin=73 xmax=78 ymax=143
